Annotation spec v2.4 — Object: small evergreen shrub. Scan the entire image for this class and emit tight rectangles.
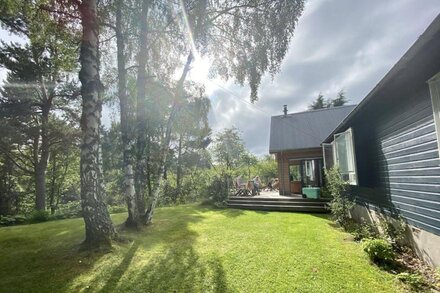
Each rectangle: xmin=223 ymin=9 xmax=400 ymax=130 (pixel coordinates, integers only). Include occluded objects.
xmin=351 ymin=222 xmax=379 ymax=242
xmin=28 ymin=210 xmax=50 ymax=223
xmin=362 ymin=238 xmax=395 ymax=265
xmin=396 ymin=273 xmax=428 ymax=290
xmin=378 ymin=215 xmax=407 ymax=249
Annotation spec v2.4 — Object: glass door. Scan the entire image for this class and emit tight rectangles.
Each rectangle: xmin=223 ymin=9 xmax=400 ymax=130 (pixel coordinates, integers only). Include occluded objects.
xmin=301 ymin=159 xmax=324 ymax=187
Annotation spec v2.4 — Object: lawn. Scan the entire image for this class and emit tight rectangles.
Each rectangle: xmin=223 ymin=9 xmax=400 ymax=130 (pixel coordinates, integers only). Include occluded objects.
xmin=0 ymin=204 xmax=405 ymax=292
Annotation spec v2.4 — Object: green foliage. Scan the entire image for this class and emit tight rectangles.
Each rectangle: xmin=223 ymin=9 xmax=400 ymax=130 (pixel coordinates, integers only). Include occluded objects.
xmin=108 ymin=205 xmax=127 ymax=214
xmin=211 ymin=127 xmax=246 ymax=170
xmin=396 ymin=273 xmax=428 ymax=290
xmin=56 ymin=201 xmax=82 ymax=219
xmin=28 ymin=210 xmax=50 ymax=223
xmin=325 ymin=167 xmax=355 ymax=227
xmin=158 ymin=167 xmax=232 ymax=207
xmin=250 ymin=155 xmax=277 ymax=185
xmin=203 ymin=174 xmax=231 ymax=206
xmin=309 ymin=93 xmax=326 ymax=110
xmin=0 ymin=215 xmax=26 ymax=226
xmin=309 ymin=90 xmax=348 ymax=110
xmin=332 ymin=90 xmax=348 ymax=107
xmin=350 ymin=221 xmax=379 ymax=242
xmin=378 ymin=215 xmax=407 ymax=249
xmin=362 ymin=238 xmax=395 ymax=265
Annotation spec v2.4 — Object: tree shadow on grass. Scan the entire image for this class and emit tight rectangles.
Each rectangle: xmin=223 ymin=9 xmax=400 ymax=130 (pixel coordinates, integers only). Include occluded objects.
xmin=99 ymin=241 xmax=140 ymax=292
xmin=214 ymin=207 xmax=246 ymax=218
xmin=124 ymin=244 xmax=229 ymax=292
xmin=82 ymin=206 xmax=230 ymax=292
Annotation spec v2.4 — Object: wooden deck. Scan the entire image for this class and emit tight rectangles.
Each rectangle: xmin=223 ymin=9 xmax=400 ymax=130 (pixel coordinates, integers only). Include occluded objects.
xmin=227 ymin=191 xmax=330 ymax=213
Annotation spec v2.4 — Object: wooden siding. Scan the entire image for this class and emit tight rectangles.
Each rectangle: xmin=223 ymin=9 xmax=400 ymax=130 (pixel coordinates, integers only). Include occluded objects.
xmin=276 ymin=148 xmax=322 ymax=195
xmin=352 ymin=87 xmax=440 ymax=236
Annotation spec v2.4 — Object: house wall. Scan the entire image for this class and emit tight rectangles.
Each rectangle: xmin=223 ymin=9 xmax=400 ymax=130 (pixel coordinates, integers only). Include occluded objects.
xmin=348 ymin=85 xmax=440 ymax=266
xmin=275 ymin=148 xmax=322 ymax=195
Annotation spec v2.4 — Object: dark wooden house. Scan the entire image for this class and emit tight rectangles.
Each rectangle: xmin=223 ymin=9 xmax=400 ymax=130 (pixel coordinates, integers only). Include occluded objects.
xmin=269 ymin=105 xmax=355 ymax=196
xmin=323 ymin=14 xmax=440 ymax=266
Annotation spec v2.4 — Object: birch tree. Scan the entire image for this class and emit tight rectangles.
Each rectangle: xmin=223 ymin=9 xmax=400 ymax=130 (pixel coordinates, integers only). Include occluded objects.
xmin=78 ymin=0 xmax=116 ymax=249
xmin=142 ymin=0 xmax=305 ymax=224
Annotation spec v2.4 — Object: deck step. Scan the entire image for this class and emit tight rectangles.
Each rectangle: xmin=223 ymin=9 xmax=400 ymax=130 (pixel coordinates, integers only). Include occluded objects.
xmin=228 ymin=196 xmax=330 ymax=203
xmin=227 ymin=200 xmax=327 ymax=206
xmin=227 ymin=203 xmax=328 ymax=213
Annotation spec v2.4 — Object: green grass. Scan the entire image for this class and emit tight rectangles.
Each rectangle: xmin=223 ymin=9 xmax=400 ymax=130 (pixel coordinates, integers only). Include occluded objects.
xmin=0 ymin=204 xmax=405 ymax=292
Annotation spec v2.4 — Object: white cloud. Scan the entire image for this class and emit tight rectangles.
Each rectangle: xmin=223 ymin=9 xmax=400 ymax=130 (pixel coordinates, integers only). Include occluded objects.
xmin=206 ymin=0 xmax=440 ymax=156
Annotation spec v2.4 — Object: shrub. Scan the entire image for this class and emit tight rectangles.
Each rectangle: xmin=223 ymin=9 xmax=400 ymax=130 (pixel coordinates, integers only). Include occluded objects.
xmin=108 ymin=205 xmax=127 ymax=214
xmin=325 ymin=167 xmax=355 ymax=227
xmin=350 ymin=222 xmax=379 ymax=242
xmin=0 ymin=215 xmax=26 ymax=226
xmin=362 ymin=238 xmax=395 ymax=265
xmin=28 ymin=210 xmax=50 ymax=223
xmin=1 ymin=215 xmax=18 ymax=226
xmin=203 ymin=174 xmax=231 ymax=206
xmin=56 ymin=201 xmax=82 ymax=218
xmin=378 ymin=215 xmax=407 ymax=249
xmin=396 ymin=273 xmax=428 ymax=290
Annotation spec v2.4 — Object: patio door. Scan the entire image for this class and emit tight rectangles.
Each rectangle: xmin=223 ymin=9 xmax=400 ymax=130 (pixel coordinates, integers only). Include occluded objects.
xmin=300 ymin=159 xmax=324 ymax=188
xmin=289 ymin=164 xmax=302 ymax=194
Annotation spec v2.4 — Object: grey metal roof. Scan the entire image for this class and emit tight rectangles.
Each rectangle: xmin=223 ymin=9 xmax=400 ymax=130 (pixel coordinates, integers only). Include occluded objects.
xmin=269 ymin=105 xmax=356 ymax=153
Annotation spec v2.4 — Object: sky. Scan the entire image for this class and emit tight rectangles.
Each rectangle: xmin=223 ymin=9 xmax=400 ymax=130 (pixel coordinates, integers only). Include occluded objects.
xmin=1 ymin=1 xmax=440 ymax=156
xmin=203 ymin=0 xmax=440 ymax=156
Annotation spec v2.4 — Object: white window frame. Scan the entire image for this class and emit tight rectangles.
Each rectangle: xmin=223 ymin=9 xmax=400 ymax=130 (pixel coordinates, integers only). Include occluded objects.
xmin=428 ymin=72 xmax=440 ymax=158
xmin=332 ymin=128 xmax=358 ymax=185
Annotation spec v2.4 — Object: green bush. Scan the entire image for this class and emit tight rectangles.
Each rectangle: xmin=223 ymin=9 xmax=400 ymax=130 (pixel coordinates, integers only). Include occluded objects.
xmin=56 ymin=201 xmax=82 ymax=218
xmin=325 ymin=167 xmax=355 ymax=227
xmin=351 ymin=222 xmax=379 ymax=242
xmin=204 ymin=175 xmax=231 ymax=206
xmin=108 ymin=205 xmax=127 ymax=214
xmin=362 ymin=238 xmax=395 ymax=265
xmin=378 ymin=215 xmax=407 ymax=249
xmin=396 ymin=273 xmax=428 ymax=290
xmin=28 ymin=210 xmax=50 ymax=223
xmin=0 ymin=215 xmax=26 ymax=226
xmin=0 ymin=215 xmax=15 ymax=226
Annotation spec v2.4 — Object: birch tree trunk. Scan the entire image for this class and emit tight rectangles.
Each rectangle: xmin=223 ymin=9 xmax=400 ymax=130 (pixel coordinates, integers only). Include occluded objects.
xmin=78 ymin=0 xmax=115 ymax=250
xmin=116 ymin=0 xmax=139 ymax=227
xmin=176 ymin=133 xmax=183 ymax=199
xmin=144 ymin=53 xmax=193 ymax=224
xmin=134 ymin=0 xmax=149 ymax=216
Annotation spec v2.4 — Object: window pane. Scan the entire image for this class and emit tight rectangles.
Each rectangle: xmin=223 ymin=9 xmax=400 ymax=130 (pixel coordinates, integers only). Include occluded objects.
xmin=335 ymin=134 xmax=349 ymax=173
xmin=346 ymin=130 xmax=355 ymax=172
xmin=322 ymin=143 xmax=334 ymax=169
xmin=333 ymin=128 xmax=358 ymax=185
xmin=289 ymin=165 xmax=301 ymax=181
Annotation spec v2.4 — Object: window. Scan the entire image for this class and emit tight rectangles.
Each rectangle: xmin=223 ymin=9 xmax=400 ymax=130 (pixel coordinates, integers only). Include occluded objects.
xmin=428 ymin=72 xmax=440 ymax=157
xmin=289 ymin=164 xmax=301 ymax=182
xmin=322 ymin=143 xmax=334 ymax=169
xmin=302 ymin=159 xmax=323 ymax=187
xmin=333 ymin=128 xmax=357 ymax=185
